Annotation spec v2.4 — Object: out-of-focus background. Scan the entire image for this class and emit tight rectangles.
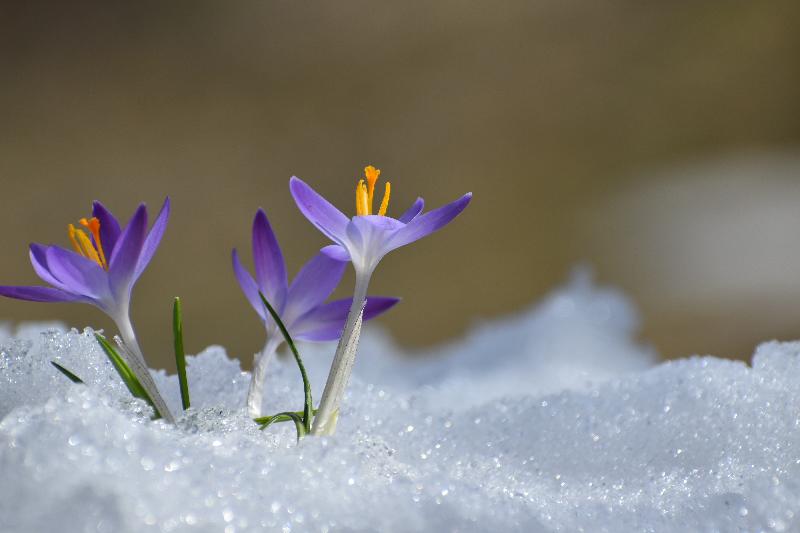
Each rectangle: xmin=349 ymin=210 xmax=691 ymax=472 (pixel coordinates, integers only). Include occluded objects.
xmin=1 ymin=2 xmax=799 ymax=370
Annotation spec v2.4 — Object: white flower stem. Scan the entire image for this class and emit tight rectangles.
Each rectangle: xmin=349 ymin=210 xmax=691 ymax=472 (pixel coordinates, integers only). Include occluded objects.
xmin=115 ymin=312 xmax=176 ymax=423
xmin=312 ymin=271 xmax=370 ymax=436
xmin=246 ymin=335 xmax=283 ymax=418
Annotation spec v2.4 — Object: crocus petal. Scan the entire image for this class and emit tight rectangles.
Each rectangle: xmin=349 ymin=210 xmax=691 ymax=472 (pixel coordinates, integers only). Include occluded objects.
xmin=293 ymin=296 xmax=400 ymax=341
xmin=29 ymin=244 xmax=69 ymax=290
xmin=133 ymin=197 xmax=170 ymax=282
xmin=92 ymin=201 xmax=123 ymax=257
xmin=0 ymin=285 xmax=85 ymax=303
xmin=289 ymin=176 xmax=350 ymax=244
xmin=252 ymin=209 xmax=288 ymax=311
xmin=362 ymin=296 xmax=401 ymax=321
xmin=387 ymin=193 xmax=472 ymax=251
xmin=345 ymin=215 xmax=405 ymax=269
xmin=284 ymin=252 xmax=347 ymax=323
xmin=320 ymin=244 xmax=351 ymax=262
xmin=44 ymin=247 xmax=110 ymax=301
xmin=398 ymin=197 xmax=425 ymax=224
xmin=232 ymin=249 xmax=267 ymax=321
xmin=108 ymin=204 xmax=148 ymax=299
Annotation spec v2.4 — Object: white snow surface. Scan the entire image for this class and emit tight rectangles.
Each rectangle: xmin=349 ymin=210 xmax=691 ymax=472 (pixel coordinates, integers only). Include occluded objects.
xmin=1 ymin=273 xmax=799 ymax=532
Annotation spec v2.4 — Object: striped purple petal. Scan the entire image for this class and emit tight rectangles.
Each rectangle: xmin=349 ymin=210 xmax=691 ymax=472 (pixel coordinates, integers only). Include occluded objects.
xmin=289 ymin=177 xmax=350 ymax=244
xmin=292 ymin=296 xmax=400 ymax=341
xmin=29 ymin=244 xmax=69 ymax=290
xmin=398 ymin=197 xmax=425 ymax=224
xmin=133 ymin=197 xmax=170 ymax=282
xmin=232 ymin=248 xmax=267 ymax=321
xmin=387 ymin=193 xmax=471 ymax=251
xmin=44 ymin=247 xmax=110 ymax=301
xmin=252 ymin=209 xmax=288 ymax=312
xmin=320 ymin=244 xmax=351 ymax=262
xmin=108 ymin=204 xmax=148 ymax=299
xmin=283 ymin=252 xmax=346 ymax=324
xmin=345 ymin=215 xmax=405 ymax=260
xmin=92 ymin=200 xmax=122 ymax=259
xmin=0 ymin=285 xmax=85 ymax=303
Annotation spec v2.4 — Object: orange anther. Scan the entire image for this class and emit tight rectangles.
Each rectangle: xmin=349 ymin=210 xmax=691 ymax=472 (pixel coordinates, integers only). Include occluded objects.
xmin=79 ymin=217 xmax=107 ymax=269
xmin=378 ymin=182 xmax=391 ymax=216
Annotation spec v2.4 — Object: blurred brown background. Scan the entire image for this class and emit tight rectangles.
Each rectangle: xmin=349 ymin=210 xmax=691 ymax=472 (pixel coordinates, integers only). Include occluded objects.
xmin=1 ymin=1 xmax=799 ymax=370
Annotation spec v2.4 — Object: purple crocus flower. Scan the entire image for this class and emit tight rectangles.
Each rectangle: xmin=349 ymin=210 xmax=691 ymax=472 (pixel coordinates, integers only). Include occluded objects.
xmin=289 ymin=165 xmax=471 ymax=434
xmin=0 ymin=199 xmax=175 ymax=422
xmin=232 ymin=208 xmax=399 ymax=418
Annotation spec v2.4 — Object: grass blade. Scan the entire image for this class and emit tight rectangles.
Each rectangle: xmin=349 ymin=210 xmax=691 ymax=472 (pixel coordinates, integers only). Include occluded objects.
xmin=259 ymin=291 xmax=313 ymax=435
xmin=50 ymin=361 xmax=84 ymax=384
xmin=173 ymin=297 xmax=190 ymax=410
xmin=95 ymin=333 xmax=162 ymax=419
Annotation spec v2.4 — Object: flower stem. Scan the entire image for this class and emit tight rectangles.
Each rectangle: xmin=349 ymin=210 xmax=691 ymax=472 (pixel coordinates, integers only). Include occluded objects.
xmin=312 ymin=271 xmax=370 ymax=436
xmin=115 ymin=312 xmax=176 ymax=423
xmin=247 ymin=335 xmax=282 ymax=418
xmin=258 ymin=292 xmax=313 ymax=435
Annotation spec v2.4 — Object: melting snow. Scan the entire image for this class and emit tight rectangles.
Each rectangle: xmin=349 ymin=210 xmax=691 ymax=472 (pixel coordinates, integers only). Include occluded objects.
xmin=1 ymin=273 xmax=797 ymax=532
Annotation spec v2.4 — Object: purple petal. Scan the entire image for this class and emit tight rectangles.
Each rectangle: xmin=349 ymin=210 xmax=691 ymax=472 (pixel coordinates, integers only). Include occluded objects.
xmin=0 ymin=285 xmax=85 ymax=303
xmin=108 ymin=204 xmax=148 ymax=299
xmin=292 ymin=296 xmax=400 ymax=342
xmin=133 ymin=197 xmax=170 ymax=282
xmin=320 ymin=244 xmax=351 ymax=262
xmin=398 ymin=197 xmax=425 ymax=224
xmin=252 ymin=209 xmax=288 ymax=311
xmin=362 ymin=296 xmax=401 ymax=321
xmin=29 ymin=244 xmax=68 ymax=290
xmin=289 ymin=177 xmax=349 ymax=244
xmin=387 ymin=193 xmax=472 ymax=251
xmin=232 ymin=249 xmax=267 ymax=321
xmin=44 ymin=247 xmax=110 ymax=301
xmin=284 ymin=252 xmax=346 ymax=323
xmin=92 ymin=201 xmax=122 ymax=258
xmin=344 ymin=215 xmax=405 ymax=267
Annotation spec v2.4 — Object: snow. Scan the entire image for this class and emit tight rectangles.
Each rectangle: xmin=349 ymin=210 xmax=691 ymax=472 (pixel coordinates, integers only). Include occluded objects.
xmin=1 ymin=273 xmax=798 ymax=532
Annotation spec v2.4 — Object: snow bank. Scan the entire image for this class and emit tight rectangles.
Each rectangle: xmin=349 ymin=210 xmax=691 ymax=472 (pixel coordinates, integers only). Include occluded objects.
xmin=1 ymin=275 xmax=797 ymax=532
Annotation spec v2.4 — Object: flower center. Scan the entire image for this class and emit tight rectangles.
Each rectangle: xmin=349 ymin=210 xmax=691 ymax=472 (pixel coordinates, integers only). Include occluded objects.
xmin=68 ymin=217 xmax=108 ymax=270
xmin=355 ymin=165 xmax=391 ymax=217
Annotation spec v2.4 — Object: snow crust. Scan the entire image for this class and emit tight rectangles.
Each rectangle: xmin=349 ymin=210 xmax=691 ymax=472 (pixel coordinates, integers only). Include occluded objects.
xmin=1 ymin=274 xmax=799 ymax=532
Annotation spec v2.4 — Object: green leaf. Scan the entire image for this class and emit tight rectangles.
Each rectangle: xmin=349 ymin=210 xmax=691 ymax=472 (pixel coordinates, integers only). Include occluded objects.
xmin=254 ymin=408 xmax=317 ymax=427
xmin=50 ymin=361 xmax=84 ymax=384
xmin=95 ymin=333 xmax=162 ymax=420
xmin=259 ymin=291 xmax=313 ymax=435
xmin=173 ymin=297 xmax=190 ymax=410
xmin=257 ymin=411 xmax=306 ymax=440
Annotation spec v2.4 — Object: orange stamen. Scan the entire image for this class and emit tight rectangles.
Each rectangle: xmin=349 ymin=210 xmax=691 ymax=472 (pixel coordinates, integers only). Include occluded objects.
xmin=356 ymin=179 xmax=370 ymax=216
xmin=364 ymin=165 xmax=380 ymax=210
xmin=74 ymin=228 xmax=102 ymax=267
xmin=355 ymin=164 xmax=392 ymax=217
xmin=68 ymin=224 xmax=84 ymax=257
xmin=80 ymin=217 xmax=107 ymax=269
xmin=378 ymin=182 xmax=391 ymax=216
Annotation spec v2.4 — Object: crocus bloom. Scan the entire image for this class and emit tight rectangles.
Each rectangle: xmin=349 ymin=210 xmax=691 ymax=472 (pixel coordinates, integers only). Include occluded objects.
xmin=0 ymin=199 xmax=175 ymax=422
xmin=290 ymin=166 xmax=471 ymax=434
xmin=232 ymin=208 xmax=399 ymax=418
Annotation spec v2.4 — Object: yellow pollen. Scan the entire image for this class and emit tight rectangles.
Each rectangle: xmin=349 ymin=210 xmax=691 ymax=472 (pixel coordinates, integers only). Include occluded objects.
xmin=79 ymin=217 xmax=107 ymax=269
xmin=356 ymin=179 xmax=370 ymax=216
xmin=355 ymin=165 xmax=392 ymax=217
xmin=67 ymin=217 xmax=107 ymax=270
xmin=378 ymin=182 xmax=391 ymax=216
xmin=68 ymin=224 xmax=84 ymax=257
